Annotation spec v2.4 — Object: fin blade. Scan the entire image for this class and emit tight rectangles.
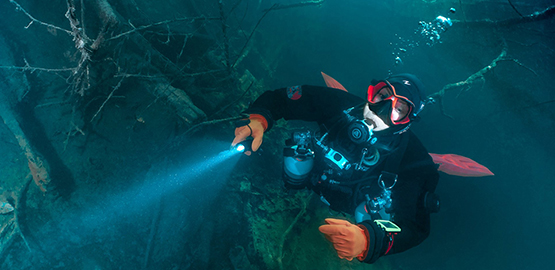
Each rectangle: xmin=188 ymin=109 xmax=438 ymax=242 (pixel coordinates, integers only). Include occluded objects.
xmin=321 ymin=72 xmax=348 ymax=92
xmin=430 ymin=153 xmax=494 ymax=177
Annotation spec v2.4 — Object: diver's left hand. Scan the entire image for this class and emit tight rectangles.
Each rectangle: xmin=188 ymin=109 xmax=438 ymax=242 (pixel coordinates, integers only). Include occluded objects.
xmin=318 ymin=218 xmax=368 ymax=261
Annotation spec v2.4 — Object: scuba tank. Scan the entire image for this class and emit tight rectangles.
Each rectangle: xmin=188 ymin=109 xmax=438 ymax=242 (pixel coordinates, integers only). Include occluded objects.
xmin=283 ymin=131 xmax=315 ymax=189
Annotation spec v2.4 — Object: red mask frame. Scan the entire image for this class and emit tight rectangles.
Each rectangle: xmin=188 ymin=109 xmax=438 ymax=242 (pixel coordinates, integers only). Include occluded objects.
xmin=367 ymin=81 xmax=415 ymax=125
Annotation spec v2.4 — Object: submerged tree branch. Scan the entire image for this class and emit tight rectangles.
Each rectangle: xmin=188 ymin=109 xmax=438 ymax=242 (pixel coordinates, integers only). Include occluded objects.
xmin=232 ymin=4 xmax=277 ymax=68
xmin=277 ymin=192 xmax=312 ymax=270
xmin=7 ymin=0 xmax=113 ymax=97
xmin=233 ymin=1 xmax=325 ymax=68
xmin=106 ymin=16 xmax=220 ymax=41
xmin=14 ymin=176 xmax=34 ymax=253
xmin=0 ymin=62 xmax=75 ymax=73
xmin=219 ymin=0 xmax=231 ymax=71
xmin=8 ymin=0 xmax=72 ymax=35
xmin=456 ymin=4 xmax=555 ymax=26
xmin=507 ymin=0 xmax=524 ymax=18
xmin=89 ymin=77 xmax=124 ymax=122
xmin=182 ymin=115 xmax=245 ymax=137
xmin=429 ymin=42 xmax=538 ymax=117
xmin=263 ymin=0 xmax=325 ymax=12
xmin=429 ymin=48 xmax=507 ymax=102
xmin=0 ymin=218 xmax=16 ymax=262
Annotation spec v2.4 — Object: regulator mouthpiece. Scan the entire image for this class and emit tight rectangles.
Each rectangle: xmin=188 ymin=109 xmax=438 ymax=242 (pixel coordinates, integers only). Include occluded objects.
xmin=348 ymin=120 xmax=377 ymax=145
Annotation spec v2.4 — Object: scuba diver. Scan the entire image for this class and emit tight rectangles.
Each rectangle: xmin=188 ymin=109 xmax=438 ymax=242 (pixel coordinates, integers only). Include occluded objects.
xmin=231 ymin=73 xmax=440 ymax=264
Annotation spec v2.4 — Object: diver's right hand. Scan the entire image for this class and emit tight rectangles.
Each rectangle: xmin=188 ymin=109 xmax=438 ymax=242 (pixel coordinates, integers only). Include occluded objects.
xmin=231 ymin=114 xmax=268 ymax=155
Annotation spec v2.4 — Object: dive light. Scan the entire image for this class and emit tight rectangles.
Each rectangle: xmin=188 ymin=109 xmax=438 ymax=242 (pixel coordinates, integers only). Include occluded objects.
xmin=232 ymin=138 xmax=253 ymax=153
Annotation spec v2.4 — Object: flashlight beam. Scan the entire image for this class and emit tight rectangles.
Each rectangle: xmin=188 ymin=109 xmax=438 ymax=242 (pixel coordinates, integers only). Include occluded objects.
xmin=78 ymin=146 xmax=242 ymax=232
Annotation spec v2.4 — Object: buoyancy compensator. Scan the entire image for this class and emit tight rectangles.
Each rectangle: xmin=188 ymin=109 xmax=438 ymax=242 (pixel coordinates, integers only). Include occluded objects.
xmin=282 ymin=106 xmax=382 ymax=189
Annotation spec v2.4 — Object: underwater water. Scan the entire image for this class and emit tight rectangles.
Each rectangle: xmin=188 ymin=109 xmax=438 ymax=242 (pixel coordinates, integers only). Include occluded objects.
xmin=0 ymin=0 xmax=554 ymax=269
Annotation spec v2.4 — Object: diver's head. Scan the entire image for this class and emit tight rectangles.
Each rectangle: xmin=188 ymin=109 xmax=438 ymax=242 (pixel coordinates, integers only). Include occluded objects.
xmin=364 ymin=73 xmax=426 ymax=134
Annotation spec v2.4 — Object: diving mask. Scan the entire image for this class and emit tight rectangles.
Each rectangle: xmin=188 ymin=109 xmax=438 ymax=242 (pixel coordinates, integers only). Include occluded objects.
xmin=367 ymin=81 xmax=414 ymax=125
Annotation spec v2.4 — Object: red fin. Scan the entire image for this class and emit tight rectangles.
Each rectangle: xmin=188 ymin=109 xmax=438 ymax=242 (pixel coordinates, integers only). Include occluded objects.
xmin=429 ymin=153 xmax=494 ymax=177
xmin=321 ymin=72 xmax=348 ymax=92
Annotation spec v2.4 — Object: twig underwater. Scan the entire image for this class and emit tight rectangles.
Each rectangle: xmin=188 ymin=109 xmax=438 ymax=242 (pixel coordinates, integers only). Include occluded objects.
xmin=427 ymin=41 xmax=538 ymax=118
xmin=507 ymin=0 xmax=524 ymax=18
xmin=106 ymin=16 xmax=220 ymax=42
xmin=453 ymin=4 xmax=555 ymax=26
xmin=263 ymin=0 xmax=325 ymax=12
xmin=8 ymin=0 xmax=72 ymax=35
xmin=276 ymin=193 xmax=313 ymax=270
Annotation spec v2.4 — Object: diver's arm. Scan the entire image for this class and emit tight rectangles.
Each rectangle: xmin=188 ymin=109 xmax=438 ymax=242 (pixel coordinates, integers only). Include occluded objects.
xmin=357 ymin=215 xmax=431 ymax=263
xmin=245 ymin=85 xmax=364 ymax=131
xmin=356 ymin=220 xmax=388 ymax=263
xmin=357 ymin=174 xmax=435 ymax=263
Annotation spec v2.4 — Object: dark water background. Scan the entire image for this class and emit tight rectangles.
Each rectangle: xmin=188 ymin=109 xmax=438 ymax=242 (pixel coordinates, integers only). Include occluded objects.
xmin=0 ymin=0 xmax=554 ymax=269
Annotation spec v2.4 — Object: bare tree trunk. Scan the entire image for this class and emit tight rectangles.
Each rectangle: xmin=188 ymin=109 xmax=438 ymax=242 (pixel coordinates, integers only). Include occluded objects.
xmin=0 ymin=35 xmax=51 ymax=193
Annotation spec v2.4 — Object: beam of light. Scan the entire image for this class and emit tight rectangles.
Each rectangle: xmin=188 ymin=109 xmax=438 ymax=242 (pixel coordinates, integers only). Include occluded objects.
xmin=67 ymin=140 xmax=243 ymax=234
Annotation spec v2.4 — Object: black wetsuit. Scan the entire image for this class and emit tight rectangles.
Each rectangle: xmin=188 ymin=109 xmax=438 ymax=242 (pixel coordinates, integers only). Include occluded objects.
xmin=245 ymin=85 xmax=439 ymax=263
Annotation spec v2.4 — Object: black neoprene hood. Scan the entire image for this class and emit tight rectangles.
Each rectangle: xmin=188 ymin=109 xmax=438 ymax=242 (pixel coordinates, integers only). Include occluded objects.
xmin=385 ymin=73 xmax=427 ymax=116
